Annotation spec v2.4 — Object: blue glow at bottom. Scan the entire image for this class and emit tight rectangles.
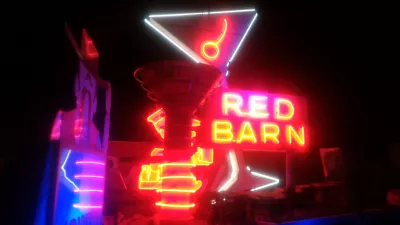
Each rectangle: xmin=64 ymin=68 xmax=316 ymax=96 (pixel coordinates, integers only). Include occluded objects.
xmin=54 ymin=148 xmax=105 ymax=225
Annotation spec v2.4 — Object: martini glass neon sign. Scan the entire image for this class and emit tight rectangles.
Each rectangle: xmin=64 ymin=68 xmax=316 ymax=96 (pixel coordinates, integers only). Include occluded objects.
xmin=144 ymin=8 xmax=258 ymax=77
xmin=201 ymin=19 xmax=228 ymax=60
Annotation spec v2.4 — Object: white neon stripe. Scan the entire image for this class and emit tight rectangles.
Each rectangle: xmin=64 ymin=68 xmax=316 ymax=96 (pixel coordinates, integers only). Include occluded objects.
xmin=228 ymin=13 xmax=258 ymax=63
xmin=149 ymin=9 xmax=255 ymax=18
xmin=218 ymin=151 xmax=239 ymax=192
xmin=144 ymin=19 xmax=206 ymax=64
xmin=210 ymin=9 xmax=256 ymax=15
xmin=61 ymin=150 xmax=79 ymax=190
xmin=249 ymin=170 xmax=279 ymax=192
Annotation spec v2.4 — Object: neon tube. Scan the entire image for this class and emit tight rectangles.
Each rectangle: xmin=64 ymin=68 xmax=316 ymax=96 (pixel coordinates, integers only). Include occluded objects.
xmin=149 ymin=9 xmax=256 ymax=18
xmin=218 ymin=151 xmax=239 ymax=192
xmin=76 ymin=161 xmax=105 ymax=166
xmin=74 ymin=175 xmax=104 ymax=179
xmin=61 ymin=150 xmax=79 ymax=190
xmin=73 ymin=204 xmax=102 ymax=209
xmin=73 ymin=189 xmax=103 ymax=193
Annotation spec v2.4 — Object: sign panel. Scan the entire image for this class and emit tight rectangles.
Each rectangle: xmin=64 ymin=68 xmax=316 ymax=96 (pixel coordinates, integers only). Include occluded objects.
xmin=198 ymin=89 xmax=308 ymax=150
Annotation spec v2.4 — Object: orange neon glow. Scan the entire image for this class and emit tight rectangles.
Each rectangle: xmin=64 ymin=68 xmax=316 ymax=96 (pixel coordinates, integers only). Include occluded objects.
xmin=192 ymin=119 xmax=201 ymax=127
xmin=201 ymin=19 xmax=228 ymax=60
xmin=212 ymin=120 xmax=234 ymax=143
xmin=143 ymin=108 xmax=214 ymax=209
xmin=155 ymin=202 xmax=195 ymax=208
xmin=286 ymin=125 xmax=305 ymax=146
xmin=191 ymin=148 xmax=214 ymax=166
xmin=237 ymin=121 xmax=257 ymax=143
xmin=275 ymin=98 xmax=295 ymax=120
xmin=150 ymin=148 xmax=164 ymax=157
xmin=249 ymin=95 xmax=269 ymax=118
xmin=161 ymin=175 xmax=196 ymax=180
xmin=210 ymin=119 xmax=306 ymax=147
xmin=147 ymin=108 xmax=200 ymax=139
xmin=147 ymin=108 xmax=166 ymax=139
xmin=138 ymin=147 xmax=213 ymax=190
xmin=138 ymin=163 xmax=161 ymax=190
xmin=222 ymin=93 xmax=243 ymax=116
xmin=261 ymin=123 xmax=280 ymax=144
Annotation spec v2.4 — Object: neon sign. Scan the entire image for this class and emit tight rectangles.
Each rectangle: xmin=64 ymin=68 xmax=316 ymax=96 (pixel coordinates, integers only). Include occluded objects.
xmin=144 ymin=9 xmax=257 ymax=76
xmin=199 ymin=90 xmax=308 ymax=150
xmin=201 ymin=19 xmax=228 ymax=60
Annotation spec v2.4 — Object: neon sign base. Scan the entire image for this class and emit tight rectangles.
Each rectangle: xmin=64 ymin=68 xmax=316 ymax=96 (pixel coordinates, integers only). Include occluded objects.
xmin=134 ymin=61 xmax=222 ymax=220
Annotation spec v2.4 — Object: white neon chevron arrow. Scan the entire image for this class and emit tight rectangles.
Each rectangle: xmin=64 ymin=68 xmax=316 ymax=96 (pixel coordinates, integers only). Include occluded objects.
xmin=217 ymin=150 xmax=279 ymax=192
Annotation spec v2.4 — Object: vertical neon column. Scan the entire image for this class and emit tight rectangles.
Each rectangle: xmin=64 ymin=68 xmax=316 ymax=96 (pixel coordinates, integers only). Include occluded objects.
xmin=134 ymin=61 xmax=222 ymax=223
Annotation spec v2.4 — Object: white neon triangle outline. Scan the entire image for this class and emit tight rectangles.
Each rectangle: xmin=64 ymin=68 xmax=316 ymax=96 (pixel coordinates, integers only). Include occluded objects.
xmin=218 ymin=151 xmax=239 ymax=192
xmin=144 ymin=9 xmax=258 ymax=76
xmin=148 ymin=8 xmax=256 ymax=18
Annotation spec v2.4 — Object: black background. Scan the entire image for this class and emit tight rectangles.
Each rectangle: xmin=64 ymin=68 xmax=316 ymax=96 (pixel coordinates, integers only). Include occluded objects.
xmin=1 ymin=0 xmax=396 ymax=224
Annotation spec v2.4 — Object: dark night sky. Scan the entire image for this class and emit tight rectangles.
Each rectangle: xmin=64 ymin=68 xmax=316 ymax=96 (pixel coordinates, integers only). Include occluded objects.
xmin=58 ymin=1 xmax=396 ymax=149
xmin=1 ymin=0 xmax=396 ymax=221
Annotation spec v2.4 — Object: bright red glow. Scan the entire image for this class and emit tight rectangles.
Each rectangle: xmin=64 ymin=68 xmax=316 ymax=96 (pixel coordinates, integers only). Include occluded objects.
xmin=139 ymin=108 xmax=214 ymax=209
xmin=201 ymin=19 xmax=228 ymax=60
xmin=82 ymin=29 xmax=99 ymax=59
xmin=200 ymin=90 xmax=308 ymax=150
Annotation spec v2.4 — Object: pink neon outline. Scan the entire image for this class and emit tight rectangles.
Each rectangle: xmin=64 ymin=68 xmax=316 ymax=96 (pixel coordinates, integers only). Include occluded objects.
xmin=76 ymin=161 xmax=105 ymax=166
xmin=73 ymin=189 xmax=103 ymax=193
xmin=74 ymin=175 xmax=104 ymax=179
xmin=73 ymin=204 xmax=102 ymax=209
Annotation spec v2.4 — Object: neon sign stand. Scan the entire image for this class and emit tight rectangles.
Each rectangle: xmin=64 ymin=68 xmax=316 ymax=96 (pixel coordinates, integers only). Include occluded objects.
xmin=134 ymin=61 xmax=222 ymax=223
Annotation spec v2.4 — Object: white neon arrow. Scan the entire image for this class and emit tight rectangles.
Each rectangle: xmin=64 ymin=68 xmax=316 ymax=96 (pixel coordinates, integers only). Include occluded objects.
xmin=247 ymin=166 xmax=279 ymax=191
xmin=217 ymin=151 xmax=280 ymax=192
xmin=218 ymin=151 xmax=239 ymax=192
